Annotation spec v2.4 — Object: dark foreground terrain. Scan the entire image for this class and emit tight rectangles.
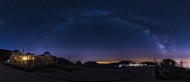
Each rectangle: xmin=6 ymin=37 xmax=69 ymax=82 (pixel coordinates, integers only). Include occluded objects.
xmin=0 ymin=63 xmax=189 ymax=82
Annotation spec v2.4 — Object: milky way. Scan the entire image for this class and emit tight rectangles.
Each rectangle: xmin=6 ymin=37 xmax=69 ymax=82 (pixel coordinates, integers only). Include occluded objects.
xmin=1 ymin=0 xmax=190 ymax=61
xmin=37 ymin=10 xmax=174 ymax=61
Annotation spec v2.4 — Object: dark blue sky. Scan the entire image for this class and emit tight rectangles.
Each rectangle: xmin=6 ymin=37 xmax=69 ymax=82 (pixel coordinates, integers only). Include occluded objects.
xmin=1 ymin=0 xmax=190 ymax=62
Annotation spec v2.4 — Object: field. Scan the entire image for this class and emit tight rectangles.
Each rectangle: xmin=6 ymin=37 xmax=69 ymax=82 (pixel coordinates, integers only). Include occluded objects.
xmin=0 ymin=63 xmax=189 ymax=82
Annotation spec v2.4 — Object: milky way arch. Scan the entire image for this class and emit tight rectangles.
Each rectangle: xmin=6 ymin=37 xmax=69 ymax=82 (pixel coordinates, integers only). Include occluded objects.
xmin=38 ymin=10 xmax=174 ymax=55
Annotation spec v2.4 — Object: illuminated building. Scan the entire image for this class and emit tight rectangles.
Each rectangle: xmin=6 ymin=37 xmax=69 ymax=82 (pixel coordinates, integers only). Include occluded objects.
xmin=9 ymin=50 xmax=36 ymax=68
xmin=9 ymin=50 xmax=54 ymax=68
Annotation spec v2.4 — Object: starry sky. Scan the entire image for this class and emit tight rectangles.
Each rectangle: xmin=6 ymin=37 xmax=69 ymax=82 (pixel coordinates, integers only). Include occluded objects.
xmin=1 ymin=0 xmax=190 ymax=62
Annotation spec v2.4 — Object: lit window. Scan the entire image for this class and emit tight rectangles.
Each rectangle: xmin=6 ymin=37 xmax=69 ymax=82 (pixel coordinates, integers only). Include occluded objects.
xmin=23 ymin=56 xmax=27 ymax=60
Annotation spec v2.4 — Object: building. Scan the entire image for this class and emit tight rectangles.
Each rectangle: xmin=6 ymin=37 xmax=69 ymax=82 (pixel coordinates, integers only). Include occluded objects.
xmin=161 ymin=59 xmax=176 ymax=67
xmin=9 ymin=50 xmax=54 ymax=68
xmin=36 ymin=51 xmax=54 ymax=66
xmin=9 ymin=50 xmax=36 ymax=68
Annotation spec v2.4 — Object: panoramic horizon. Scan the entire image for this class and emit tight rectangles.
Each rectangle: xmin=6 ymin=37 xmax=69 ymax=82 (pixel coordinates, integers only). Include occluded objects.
xmin=1 ymin=0 xmax=190 ymax=62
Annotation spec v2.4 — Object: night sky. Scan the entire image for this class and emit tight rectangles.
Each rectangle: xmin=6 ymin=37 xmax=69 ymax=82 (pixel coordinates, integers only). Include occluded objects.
xmin=1 ymin=0 xmax=190 ymax=62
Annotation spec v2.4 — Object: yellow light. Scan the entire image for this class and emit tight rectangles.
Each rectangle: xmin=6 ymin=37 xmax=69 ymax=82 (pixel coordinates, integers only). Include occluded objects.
xmin=23 ymin=56 xmax=28 ymax=60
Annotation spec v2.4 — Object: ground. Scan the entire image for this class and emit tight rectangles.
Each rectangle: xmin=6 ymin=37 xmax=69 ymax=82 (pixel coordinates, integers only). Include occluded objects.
xmin=0 ymin=63 xmax=189 ymax=82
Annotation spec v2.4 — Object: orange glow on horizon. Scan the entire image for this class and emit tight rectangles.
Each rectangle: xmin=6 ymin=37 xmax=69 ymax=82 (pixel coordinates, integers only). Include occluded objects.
xmin=96 ymin=58 xmax=164 ymax=64
xmin=97 ymin=60 xmax=119 ymax=64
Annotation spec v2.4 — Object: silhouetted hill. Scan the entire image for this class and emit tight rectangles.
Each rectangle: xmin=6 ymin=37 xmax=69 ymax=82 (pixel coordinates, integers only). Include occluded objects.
xmin=83 ymin=61 xmax=98 ymax=67
xmin=118 ymin=60 xmax=132 ymax=64
xmin=56 ymin=57 xmax=73 ymax=65
xmin=0 ymin=49 xmax=12 ymax=61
